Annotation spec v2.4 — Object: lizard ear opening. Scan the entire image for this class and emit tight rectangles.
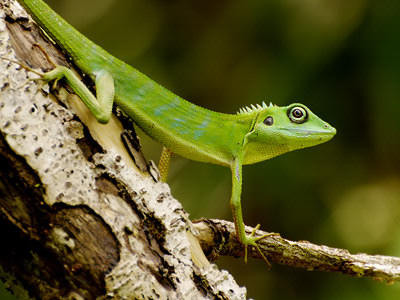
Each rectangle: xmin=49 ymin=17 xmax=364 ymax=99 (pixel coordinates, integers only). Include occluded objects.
xmin=263 ymin=116 xmax=274 ymax=126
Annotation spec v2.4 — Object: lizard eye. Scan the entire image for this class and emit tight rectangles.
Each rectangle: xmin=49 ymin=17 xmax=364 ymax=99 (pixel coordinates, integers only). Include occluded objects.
xmin=288 ymin=106 xmax=307 ymax=124
xmin=263 ymin=116 xmax=274 ymax=126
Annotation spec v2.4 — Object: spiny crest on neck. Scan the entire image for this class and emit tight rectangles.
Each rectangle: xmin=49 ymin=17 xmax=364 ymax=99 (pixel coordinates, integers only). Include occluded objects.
xmin=237 ymin=101 xmax=275 ymax=115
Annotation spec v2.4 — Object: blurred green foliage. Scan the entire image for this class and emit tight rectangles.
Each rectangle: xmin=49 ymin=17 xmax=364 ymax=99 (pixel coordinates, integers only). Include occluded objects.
xmin=4 ymin=0 xmax=400 ymax=298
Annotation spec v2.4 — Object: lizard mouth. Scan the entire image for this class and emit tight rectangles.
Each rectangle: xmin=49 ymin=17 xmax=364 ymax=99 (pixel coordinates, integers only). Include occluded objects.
xmin=293 ymin=128 xmax=336 ymax=136
xmin=280 ymin=127 xmax=336 ymax=136
xmin=278 ymin=125 xmax=336 ymax=143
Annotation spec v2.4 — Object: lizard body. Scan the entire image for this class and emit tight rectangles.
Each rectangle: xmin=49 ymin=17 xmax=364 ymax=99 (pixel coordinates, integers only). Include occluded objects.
xmin=15 ymin=0 xmax=336 ymax=261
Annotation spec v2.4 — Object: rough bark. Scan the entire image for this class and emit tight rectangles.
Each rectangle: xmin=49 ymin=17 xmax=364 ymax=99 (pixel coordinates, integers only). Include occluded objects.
xmin=194 ymin=219 xmax=400 ymax=284
xmin=0 ymin=1 xmax=245 ymax=299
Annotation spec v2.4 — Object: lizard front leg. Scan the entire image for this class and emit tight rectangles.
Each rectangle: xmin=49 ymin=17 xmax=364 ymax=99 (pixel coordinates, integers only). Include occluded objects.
xmin=230 ymin=157 xmax=273 ymax=265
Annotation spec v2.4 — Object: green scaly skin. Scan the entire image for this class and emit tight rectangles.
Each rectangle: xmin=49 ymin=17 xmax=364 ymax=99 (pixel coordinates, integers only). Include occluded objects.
xmin=16 ymin=0 xmax=336 ymax=262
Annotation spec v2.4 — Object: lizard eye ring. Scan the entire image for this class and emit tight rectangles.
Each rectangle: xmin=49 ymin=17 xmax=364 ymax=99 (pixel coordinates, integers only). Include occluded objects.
xmin=288 ymin=106 xmax=308 ymax=124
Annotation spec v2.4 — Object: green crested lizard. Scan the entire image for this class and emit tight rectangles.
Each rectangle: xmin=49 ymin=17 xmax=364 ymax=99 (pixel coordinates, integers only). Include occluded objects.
xmin=13 ymin=0 xmax=336 ymax=262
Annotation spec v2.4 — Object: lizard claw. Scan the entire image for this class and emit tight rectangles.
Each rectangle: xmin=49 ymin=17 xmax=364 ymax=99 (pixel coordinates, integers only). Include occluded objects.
xmin=242 ymin=224 xmax=277 ymax=267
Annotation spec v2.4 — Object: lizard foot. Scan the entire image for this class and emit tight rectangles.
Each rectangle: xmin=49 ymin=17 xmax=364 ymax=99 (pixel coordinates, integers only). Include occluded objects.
xmin=242 ymin=224 xmax=278 ymax=267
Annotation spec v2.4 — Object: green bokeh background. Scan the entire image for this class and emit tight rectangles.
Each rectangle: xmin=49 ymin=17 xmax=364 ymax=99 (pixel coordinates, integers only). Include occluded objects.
xmin=3 ymin=0 xmax=400 ymax=298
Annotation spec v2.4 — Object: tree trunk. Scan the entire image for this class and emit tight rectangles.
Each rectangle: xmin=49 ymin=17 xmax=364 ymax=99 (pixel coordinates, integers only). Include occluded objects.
xmin=0 ymin=1 xmax=245 ymax=299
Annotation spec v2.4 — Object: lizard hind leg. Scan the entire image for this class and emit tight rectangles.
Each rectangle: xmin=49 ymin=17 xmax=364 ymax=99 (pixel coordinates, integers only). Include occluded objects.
xmin=158 ymin=146 xmax=173 ymax=182
xmin=40 ymin=66 xmax=115 ymax=124
xmin=2 ymin=54 xmax=115 ymax=125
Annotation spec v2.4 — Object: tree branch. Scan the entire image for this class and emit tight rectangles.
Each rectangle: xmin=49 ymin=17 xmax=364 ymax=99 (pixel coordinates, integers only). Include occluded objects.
xmin=194 ymin=219 xmax=400 ymax=283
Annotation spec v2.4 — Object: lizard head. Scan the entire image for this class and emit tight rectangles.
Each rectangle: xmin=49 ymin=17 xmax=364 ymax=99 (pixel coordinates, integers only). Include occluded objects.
xmin=239 ymin=102 xmax=336 ymax=165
